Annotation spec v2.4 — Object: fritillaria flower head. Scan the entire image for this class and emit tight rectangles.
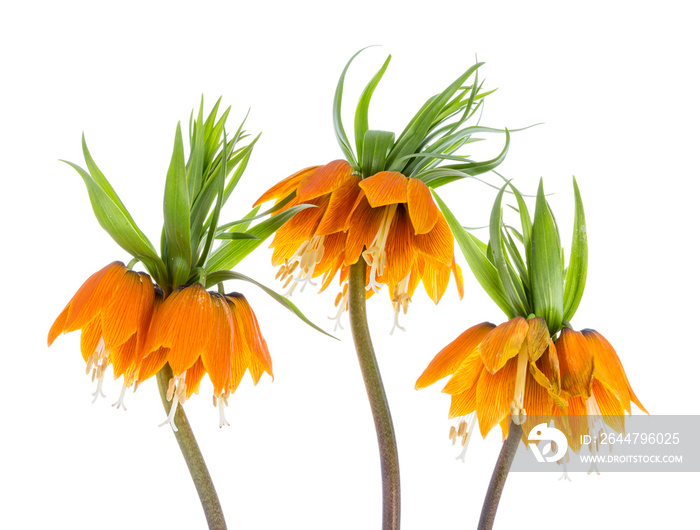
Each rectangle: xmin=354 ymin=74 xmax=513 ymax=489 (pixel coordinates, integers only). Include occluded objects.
xmin=255 ymin=49 xmax=513 ymax=332
xmin=48 ymin=99 xmax=323 ymax=427
xmin=417 ymin=178 xmax=645 ymax=457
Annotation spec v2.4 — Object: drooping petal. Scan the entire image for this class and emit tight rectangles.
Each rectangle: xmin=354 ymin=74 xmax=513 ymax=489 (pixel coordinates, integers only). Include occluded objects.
xmin=185 ymin=358 xmax=207 ymax=399
xmin=384 ymin=206 xmax=415 ymax=286
xmin=452 ymin=258 xmax=464 ymax=300
xmin=229 ymin=293 xmax=273 ymax=379
xmin=270 ymin=194 xmax=329 ymax=247
xmin=476 ymin=355 xmax=518 ymax=437
xmin=137 ymin=347 xmax=169 ymax=383
xmin=47 ymin=304 xmax=70 ymax=347
xmin=201 ymin=294 xmax=233 ymax=396
xmin=80 ymin=318 xmax=103 ymax=362
xmin=358 ymin=171 xmax=408 ymax=208
xmin=477 ymin=317 xmax=528 ymax=374
xmin=526 ymin=317 xmax=550 ymax=362
xmin=62 ymin=262 xmax=126 ymax=333
xmin=316 ymin=174 xmax=363 ymax=235
xmin=413 ymin=213 xmax=453 ymax=266
xmin=111 ymin=334 xmax=138 ymax=380
xmin=148 ymin=284 xmax=214 ymax=376
xmin=591 ymin=379 xmax=625 ymax=432
xmin=582 ymin=329 xmax=647 ymax=413
xmin=449 ymin=382 xmax=479 ymax=419
xmin=443 ymin=350 xmax=485 ymax=395
xmin=420 ymin=258 xmax=452 ymax=305
xmin=406 ymin=178 xmax=439 ymax=234
xmin=344 ymin=193 xmax=385 ymax=266
xmin=415 ymin=322 xmax=495 ymax=389
xmin=101 ymin=269 xmax=143 ymax=349
xmin=297 ymin=160 xmax=355 ymax=202
xmin=254 ymin=165 xmax=319 ymax=206
xmin=523 ymin=358 xmax=555 ymax=417
xmin=555 ymin=328 xmax=594 ymax=399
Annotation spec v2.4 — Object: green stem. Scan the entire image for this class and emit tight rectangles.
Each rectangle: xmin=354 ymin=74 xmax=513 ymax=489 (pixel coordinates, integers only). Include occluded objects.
xmin=348 ymin=261 xmax=401 ymax=530
xmin=477 ymin=421 xmax=523 ymax=530
xmin=156 ymin=365 xmax=227 ymax=530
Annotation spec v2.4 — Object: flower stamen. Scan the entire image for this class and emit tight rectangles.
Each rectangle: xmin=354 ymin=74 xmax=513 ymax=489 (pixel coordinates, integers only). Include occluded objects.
xmin=160 ymin=373 xmax=187 ymax=432
xmin=509 ymin=342 xmax=529 ymax=425
xmin=390 ymin=273 xmax=412 ymax=335
xmin=363 ymin=204 xmax=398 ymax=293
xmin=112 ymin=381 xmax=129 ymax=411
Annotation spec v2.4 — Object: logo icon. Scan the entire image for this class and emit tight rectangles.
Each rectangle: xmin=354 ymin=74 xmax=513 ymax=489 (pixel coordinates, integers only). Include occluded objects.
xmin=527 ymin=423 xmax=568 ymax=463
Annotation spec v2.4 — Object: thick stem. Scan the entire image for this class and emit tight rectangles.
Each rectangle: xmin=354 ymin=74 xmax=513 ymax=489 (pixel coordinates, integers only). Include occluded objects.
xmin=348 ymin=261 xmax=401 ymax=530
xmin=156 ymin=365 xmax=227 ymax=530
xmin=477 ymin=421 xmax=523 ymax=530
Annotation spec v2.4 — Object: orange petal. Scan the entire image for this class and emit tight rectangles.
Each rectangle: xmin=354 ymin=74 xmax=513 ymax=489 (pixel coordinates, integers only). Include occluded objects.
xmin=101 ymin=269 xmax=143 ymax=349
xmin=555 ymin=328 xmax=594 ymax=399
xmin=80 ymin=318 xmax=103 ymax=362
xmin=271 ymin=194 xmax=329 ymax=246
xmin=137 ymin=347 xmax=169 ymax=383
xmin=201 ymin=294 xmax=233 ymax=396
xmin=526 ymin=317 xmax=550 ymax=362
xmin=229 ymin=293 xmax=273 ymax=378
xmin=185 ymin=358 xmax=207 ymax=399
xmin=443 ymin=350 xmax=485 ymax=395
xmin=47 ymin=304 xmax=70 ymax=346
xmin=358 ymin=171 xmax=408 ymax=207
xmin=344 ymin=194 xmax=385 ymax=266
xmin=420 ymin=258 xmax=452 ymax=305
xmin=134 ymin=274 xmax=157 ymax=361
xmin=582 ymin=329 xmax=647 ymax=414
xmin=406 ymin=178 xmax=439 ymax=234
xmin=254 ymin=165 xmax=319 ymax=206
xmin=111 ymin=334 xmax=137 ymax=379
xmin=297 ymin=160 xmax=355 ymax=202
xmin=523 ymin=360 xmax=555 ymax=417
xmin=476 ymin=355 xmax=518 ymax=437
xmin=591 ymin=379 xmax=625 ymax=432
xmin=152 ymin=284 xmax=214 ymax=376
xmin=384 ymin=206 xmax=415 ymax=285
xmin=413 ymin=213 xmax=453 ymax=266
xmin=449 ymin=382 xmax=479 ymax=419
xmin=316 ymin=174 xmax=362 ymax=235
xmin=416 ymin=322 xmax=495 ymax=389
xmin=452 ymin=258 xmax=464 ymax=300
xmin=478 ymin=317 xmax=528 ymax=374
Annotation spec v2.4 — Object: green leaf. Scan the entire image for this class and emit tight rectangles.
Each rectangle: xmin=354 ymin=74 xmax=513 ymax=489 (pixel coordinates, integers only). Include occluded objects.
xmin=531 ymin=179 xmax=564 ymax=333
xmin=334 ymin=49 xmax=367 ymax=169
xmin=433 ymin=191 xmax=514 ymax=318
xmin=387 ymin=62 xmax=483 ymax=171
xmin=215 ymin=232 xmax=260 ymax=240
xmin=205 ymin=270 xmax=336 ymax=339
xmin=489 ymin=183 xmax=530 ymax=317
xmin=195 ymin=128 xmax=228 ymax=269
xmin=361 ymin=130 xmax=395 ymax=177
xmin=186 ymin=98 xmax=205 ymax=201
xmin=61 ymin=160 xmax=167 ymax=284
xmin=205 ymin=204 xmax=316 ymax=273
xmin=354 ymin=54 xmax=391 ymax=164
xmin=163 ymin=123 xmax=191 ymax=288
xmin=563 ymin=177 xmax=588 ymax=321
xmin=507 ymin=182 xmax=533 ymax=267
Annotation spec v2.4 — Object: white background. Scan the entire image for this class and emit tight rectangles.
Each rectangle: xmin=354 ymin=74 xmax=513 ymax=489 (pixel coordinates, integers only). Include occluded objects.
xmin=2 ymin=1 xmax=697 ymax=528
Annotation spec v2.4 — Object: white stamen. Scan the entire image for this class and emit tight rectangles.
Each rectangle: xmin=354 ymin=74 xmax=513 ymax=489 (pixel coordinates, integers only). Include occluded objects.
xmin=159 ymin=373 xmax=187 ymax=432
xmin=87 ymin=337 xmax=109 ymax=403
xmin=363 ymin=205 xmax=397 ymax=293
xmin=328 ymin=282 xmax=349 ymax=331
xmin=456 ymin=413 xmax=478 ymax=462
xmin=112 ymin=382 xmax=129 ymax=411
xmin=218 ymin=397 xmax=230 ymax=428
xmin=279 ymin=235 xmax=326 ymax=296
xmin=390 ymin=273 xmax=412 ymax=335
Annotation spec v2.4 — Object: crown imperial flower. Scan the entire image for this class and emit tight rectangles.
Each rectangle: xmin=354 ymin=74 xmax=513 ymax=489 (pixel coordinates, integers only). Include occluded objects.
xmin=256 ymin=51 xmax=510 ymax=332
xmin=418 ymin=178 xmax=646 ymax=457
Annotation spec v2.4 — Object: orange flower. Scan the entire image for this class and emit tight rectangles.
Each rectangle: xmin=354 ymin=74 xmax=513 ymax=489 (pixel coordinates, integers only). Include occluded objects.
xmin=138 ymin=284 xmax=273 ymax=429
xmin=416 ymin=317 xmax=645 ymax=457
xmin=256 ymin=160 xmax=464 ymax=332
xmin=47 ymin=261 xmax=157 ymax=408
